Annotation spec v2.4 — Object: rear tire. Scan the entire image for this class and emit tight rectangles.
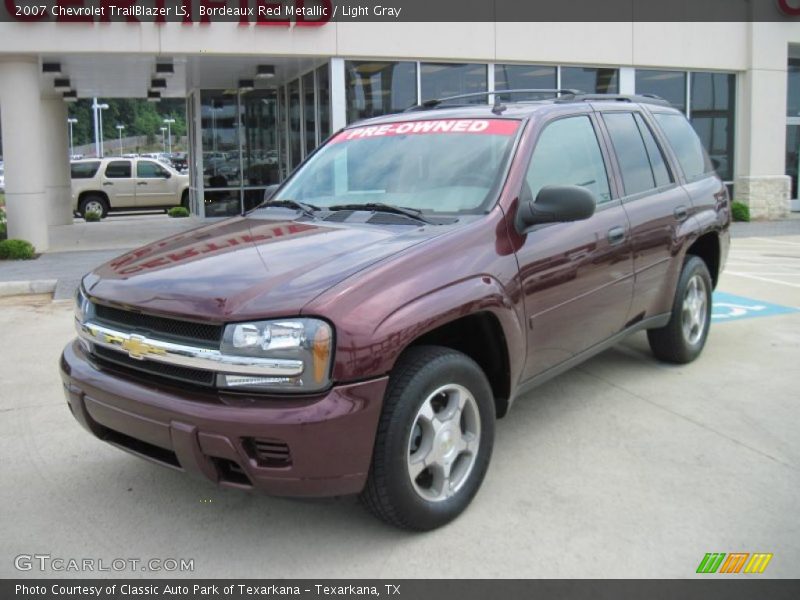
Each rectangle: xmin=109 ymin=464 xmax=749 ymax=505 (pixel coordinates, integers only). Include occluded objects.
xmin=181 ymin=189 xmax=190 ymax=209
xmin=78 ymin=194 xmax=108 ymax=219
xmin=360 ymin=346 xmax=495 ymax=531
xmin=647 ymin=256 xmax=713 ymax=364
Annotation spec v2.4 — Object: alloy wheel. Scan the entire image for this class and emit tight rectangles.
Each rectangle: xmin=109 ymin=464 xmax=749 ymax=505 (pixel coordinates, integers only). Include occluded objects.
xmin=406 ymin=384 xmax=481 ymax=502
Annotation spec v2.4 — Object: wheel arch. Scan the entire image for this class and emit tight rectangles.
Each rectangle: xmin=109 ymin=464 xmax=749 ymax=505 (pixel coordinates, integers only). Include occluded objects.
xmin=78 ymin=190 xmax=109 ymax=207
xmin=368 ymin=277 xmax=524 ymax=419
xmin=685 ymin=230 xmax=721 ymax=289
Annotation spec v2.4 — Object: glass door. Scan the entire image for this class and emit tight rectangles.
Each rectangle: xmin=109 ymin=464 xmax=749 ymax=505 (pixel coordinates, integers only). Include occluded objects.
xmin=788 ymin=120 xmax=799 ymax=210
xmin=788 ymin=56 xmax=799 ymax=211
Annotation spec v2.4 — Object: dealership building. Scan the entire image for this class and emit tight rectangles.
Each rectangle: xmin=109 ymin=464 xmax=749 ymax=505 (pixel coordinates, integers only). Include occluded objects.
xmin=0 ymin=16 xmax=799 ymax=250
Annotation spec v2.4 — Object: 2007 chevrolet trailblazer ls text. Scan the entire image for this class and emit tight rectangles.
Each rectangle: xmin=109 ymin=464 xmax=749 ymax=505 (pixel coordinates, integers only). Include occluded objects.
xmin=61 ymin=91 xmax=730 ymax=530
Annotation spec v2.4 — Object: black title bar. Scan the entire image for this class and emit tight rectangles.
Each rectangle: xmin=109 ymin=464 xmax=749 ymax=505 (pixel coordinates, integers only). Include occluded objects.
xmin=1 ymin=0 xmax=799 ymax=24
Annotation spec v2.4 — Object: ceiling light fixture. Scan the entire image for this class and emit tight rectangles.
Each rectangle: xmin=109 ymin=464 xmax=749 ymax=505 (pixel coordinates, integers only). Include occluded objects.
xmin=256 ymin=65 xmax=276 ymax=79
xmin=147 ymin=90 xmax=162 ymax=102
xmin=155 ymin=62 xmax=174 ymax=76
xmin=239 ymin=79 xmax=255 ymax=92
xmin=54 ymin=78 xmax=71 ymax=91
xmin=150 ymin=78 xmax=167 ymax=89
xmin=42 ymin=62 xmax=62 ymax=75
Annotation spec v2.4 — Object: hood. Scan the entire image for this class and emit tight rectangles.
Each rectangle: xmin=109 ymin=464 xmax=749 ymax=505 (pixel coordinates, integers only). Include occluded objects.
xmin=84 ymin=216 xmax=444 ymax=321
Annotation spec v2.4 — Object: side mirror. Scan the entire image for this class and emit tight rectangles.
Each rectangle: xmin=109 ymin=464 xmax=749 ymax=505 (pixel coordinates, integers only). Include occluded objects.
xmin=163 ymin=172 xmax=172 ymax=179
xmin=516 ymin=185 xmax=597 ymax=232
xmin=263 ymin=184 xmax=280 ymax=202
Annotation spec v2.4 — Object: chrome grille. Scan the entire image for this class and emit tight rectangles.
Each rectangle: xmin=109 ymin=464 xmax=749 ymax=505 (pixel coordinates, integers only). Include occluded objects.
xmin=94 ymin=346 xmax=215 ymax=387
xmin=93 ymin=303 xmax=222 ymax=345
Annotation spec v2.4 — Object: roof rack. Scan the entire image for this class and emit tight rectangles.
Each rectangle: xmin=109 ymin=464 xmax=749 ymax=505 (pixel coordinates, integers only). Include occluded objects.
xmin=405 ymin=89 xmax=584 ymax=113
xmin=556 ymin=93 xmax=671 ymax=107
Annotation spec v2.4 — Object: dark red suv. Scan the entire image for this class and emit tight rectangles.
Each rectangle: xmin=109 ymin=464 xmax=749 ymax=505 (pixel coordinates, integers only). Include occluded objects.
xmin=61 ymin=91 xmax=730 ymax=530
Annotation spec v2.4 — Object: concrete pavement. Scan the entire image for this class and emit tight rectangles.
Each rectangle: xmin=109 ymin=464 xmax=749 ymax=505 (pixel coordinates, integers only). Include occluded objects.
xmin=0 ymin=234 xmax=798 ymax=578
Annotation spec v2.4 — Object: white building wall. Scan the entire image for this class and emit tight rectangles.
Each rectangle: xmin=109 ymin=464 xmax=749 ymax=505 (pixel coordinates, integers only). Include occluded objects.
xmin=1 ymin=20 xmax=799 ymax=229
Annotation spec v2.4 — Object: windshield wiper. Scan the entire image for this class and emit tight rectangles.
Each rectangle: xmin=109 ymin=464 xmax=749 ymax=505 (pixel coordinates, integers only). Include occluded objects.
xmin=259 ymin=199 xmax=320 ymax=219
xmin=326 ymin=203 xmax=436 ymax=225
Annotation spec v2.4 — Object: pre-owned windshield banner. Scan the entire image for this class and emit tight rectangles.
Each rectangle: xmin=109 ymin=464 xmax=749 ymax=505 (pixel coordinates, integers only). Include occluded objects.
xmin=331 ymin=119 xmax=520 ymax=143
xmin=2 ymin=0 xmax=798 ymax=23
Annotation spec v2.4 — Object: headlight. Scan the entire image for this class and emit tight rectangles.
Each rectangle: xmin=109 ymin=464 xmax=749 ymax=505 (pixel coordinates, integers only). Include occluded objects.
xmin=219 ymin=318 xmax=333 ymax=392
xmin=74 ymin=284 xmax=91 ymax=324
xmin=74 ymin=284 xmax=94 ymax=353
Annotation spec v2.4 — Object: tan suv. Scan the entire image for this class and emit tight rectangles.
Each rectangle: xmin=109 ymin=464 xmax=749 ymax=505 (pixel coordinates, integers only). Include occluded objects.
xmin=71 ymin=158 xmax=190 ymax=219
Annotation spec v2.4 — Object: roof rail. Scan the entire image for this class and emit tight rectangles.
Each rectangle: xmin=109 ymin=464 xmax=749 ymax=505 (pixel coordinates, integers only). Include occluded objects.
xmin=556 ymin=93 xmax=671 ymax=107
xmin=405 ymin=89 xmax=584 ymax=112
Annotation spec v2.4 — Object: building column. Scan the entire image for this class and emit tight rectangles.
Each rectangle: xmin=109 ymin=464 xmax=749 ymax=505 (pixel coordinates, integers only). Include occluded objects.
xmin=0 ymin=57 xmax=49 ymax=250
xmin=41 ymin=96 xmax=74 ymax=226
xmin=329 ymin=58 xmax=347 ymax=131
xmin=735 ymin=25 xmax=791 ymax=220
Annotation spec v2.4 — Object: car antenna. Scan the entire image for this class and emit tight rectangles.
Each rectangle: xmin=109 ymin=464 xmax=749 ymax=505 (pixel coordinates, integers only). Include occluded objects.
xmin=491 ymin=94 xmax=507 ymax=115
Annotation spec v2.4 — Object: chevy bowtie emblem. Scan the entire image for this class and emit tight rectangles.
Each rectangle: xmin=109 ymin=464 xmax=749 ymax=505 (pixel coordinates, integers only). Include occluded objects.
xmin=120 ymin=335 xmax=165 ymax=360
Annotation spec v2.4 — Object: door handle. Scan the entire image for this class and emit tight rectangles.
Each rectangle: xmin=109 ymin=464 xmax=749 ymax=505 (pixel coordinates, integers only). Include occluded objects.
xmin=102 ymin=182 xmax=114 ymax=186
xmin=607 ymin=226 xmax=626 ymax=245
xmin=137 ymin=182 xmax=148 ymax=186
xmin=674 ymin=205 xmax=689 ymax=221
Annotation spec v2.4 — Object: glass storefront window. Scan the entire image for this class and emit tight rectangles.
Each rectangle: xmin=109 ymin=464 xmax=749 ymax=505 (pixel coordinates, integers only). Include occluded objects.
xmin=690 ymin=72 xmax=736 ymax=181
xmin=288 ymin=79 xmax=302 ymax=170
xmin=786 ymin=124 xmax=799 ymax=200
xmin=303 ymin=71 xmax=317 ymax=157
xmin=241 ymin=89 xmax=280 ymax=210
xmin=200 ymin=90 xmax=241 ymax=216
xmin=317 ymin=64 xmax=331 ymax=140
xmin=494 ymin=64 xmax=557 ymax=101
xmin=787 ymin=58 xmax=800 ymax=200
xmin=278 ymin=86 xmax=288 ymax=179
xmin=788 ymin=58 xmax=800 ymax=117
xmin=345 ymin=61 xmax=417 ymax=123
xmin=561 ymin=67 xmax=619 ymax=94
xmin=635 ymin=69 xmax=687 ymax=113
xmin=420 ymin=63 xmax=487 ymax=103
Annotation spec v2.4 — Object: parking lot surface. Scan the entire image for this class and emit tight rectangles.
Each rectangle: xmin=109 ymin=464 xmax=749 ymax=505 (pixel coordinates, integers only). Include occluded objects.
xmin=1 ymin=235 xmax=798 ymax=579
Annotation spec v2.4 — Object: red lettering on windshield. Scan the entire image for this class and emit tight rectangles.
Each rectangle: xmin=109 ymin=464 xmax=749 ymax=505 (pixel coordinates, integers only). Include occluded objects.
xmin=331 ymin=119 xmax=520 ymax=143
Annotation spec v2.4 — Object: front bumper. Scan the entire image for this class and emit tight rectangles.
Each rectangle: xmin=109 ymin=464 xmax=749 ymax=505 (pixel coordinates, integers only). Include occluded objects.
xmin=60 ymin=340 xmax=387 ymax=497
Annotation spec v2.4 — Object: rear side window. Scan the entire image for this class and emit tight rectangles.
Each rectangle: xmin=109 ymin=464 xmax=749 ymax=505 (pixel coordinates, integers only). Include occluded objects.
xmin=525 ymin=116 xmax=612 ymax=203
xmin=634 ymin=113 xmax=672 ymax=188
xmin=70 ymin=161 xmax=101 ymax=179
xmin=602 ymin=112 xmax=656 ymax=196
xmin=105 ymin=161 xmax=131 ymax=179
xmin=653 ymin=113 xmax=713 ymax=181
xmin=137 ymin=161 xmax=169 ymax=178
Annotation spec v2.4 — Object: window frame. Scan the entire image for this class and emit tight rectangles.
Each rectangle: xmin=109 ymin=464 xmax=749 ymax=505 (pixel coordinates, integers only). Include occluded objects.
xmin=136 ymin=160 xmax=170 ymax=179
xmin=597 ymin=109 xmax=678 ymax=201
xmin=520 ymin=110 xmax=620 ymax=210
xmin=649 ymin=109 xmax=715 ymax=185
xmin=104 ymin=160 xmax=132 ymax=179
xmin=633 ymin=112 xmax=675 ymax=190
xmin=70 ymin=161 xmax=101 ymax=179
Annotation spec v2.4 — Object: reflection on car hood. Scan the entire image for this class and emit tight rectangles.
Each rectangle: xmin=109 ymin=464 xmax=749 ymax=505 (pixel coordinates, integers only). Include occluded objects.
xmin=84 ymin=216 xmax=445 ymax=321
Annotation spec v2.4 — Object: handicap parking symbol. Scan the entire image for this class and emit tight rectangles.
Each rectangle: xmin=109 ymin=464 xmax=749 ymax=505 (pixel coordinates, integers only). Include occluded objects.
xmin=712 ymin=292 xmax=799 ymax=323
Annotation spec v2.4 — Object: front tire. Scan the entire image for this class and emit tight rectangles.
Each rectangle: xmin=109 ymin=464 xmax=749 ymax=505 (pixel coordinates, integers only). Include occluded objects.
xmin=647 ymin=255 xmax=713 ymax=364
xmin=360 ymin=346 xmax=495 ymax=531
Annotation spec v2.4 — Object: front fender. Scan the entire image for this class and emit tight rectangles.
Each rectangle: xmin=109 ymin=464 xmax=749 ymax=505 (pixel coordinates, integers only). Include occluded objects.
xmin=364 ymin=276 xmax=525 ymax=390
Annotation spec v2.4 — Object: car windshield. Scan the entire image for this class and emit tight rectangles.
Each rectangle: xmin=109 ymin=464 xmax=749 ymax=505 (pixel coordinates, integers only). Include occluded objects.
xmin=273 ymin=118 xmax=521 ymax=214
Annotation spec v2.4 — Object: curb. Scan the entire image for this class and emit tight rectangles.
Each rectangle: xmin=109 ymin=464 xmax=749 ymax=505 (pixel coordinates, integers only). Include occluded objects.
xmin=0 ymin=279 xmax=58 ymax=297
